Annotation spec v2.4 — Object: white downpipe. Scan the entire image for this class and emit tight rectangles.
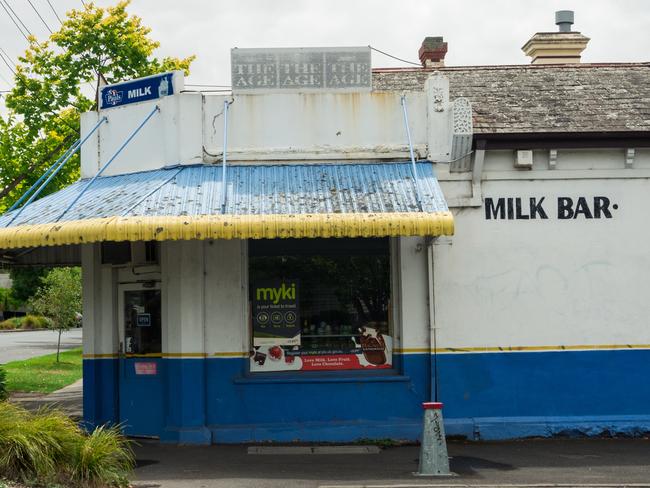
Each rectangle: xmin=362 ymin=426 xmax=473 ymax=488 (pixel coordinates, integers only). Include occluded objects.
xmin=426 ymin=236 xmax=438 ymax=402
xmin=220 ymin=99 xmax=232 ymax=214
xmin=400 ymin=94 xmax=424 ymax=212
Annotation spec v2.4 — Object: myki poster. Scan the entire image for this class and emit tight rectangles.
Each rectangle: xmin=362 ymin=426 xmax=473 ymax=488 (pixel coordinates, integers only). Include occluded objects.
xmin=252 ymin=279 xmax=300 ymax=346
xmin=250 ymin=326 xmax=393 ymax=372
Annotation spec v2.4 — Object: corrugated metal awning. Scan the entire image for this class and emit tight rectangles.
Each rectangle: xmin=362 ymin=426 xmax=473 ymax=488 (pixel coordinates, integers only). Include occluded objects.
xmin=0 ymin=162 xmax=453 ymax=249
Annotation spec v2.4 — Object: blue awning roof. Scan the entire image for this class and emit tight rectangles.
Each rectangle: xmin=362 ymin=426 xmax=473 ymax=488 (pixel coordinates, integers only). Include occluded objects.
xmin=0 ymin=162 xmax=454 ymax=248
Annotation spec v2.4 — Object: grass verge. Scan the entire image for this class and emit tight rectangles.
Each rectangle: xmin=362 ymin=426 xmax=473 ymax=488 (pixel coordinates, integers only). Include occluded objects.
xmin=3 ymin=348 xmax=82 ymax=394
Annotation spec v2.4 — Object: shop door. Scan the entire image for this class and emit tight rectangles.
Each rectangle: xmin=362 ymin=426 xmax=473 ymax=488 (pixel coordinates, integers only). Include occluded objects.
xmin=118 ymin=284 xmax=163 ymax=437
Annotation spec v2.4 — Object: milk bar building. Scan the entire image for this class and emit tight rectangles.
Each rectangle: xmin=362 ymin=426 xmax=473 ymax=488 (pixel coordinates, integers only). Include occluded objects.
xmin=0 ymin=14 xmax=649 ymax=443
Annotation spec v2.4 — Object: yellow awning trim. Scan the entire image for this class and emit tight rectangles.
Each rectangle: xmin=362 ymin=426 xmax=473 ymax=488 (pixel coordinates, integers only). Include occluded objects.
xmin=0 ymin=212 xmax=454 ymax=249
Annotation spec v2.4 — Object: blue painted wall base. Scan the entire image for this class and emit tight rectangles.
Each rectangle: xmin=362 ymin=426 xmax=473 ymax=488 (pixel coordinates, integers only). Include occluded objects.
xmin=83 ymin=349 xmax=650 ymax=443
xmin=446 ymin=415 xmax=650 ymax=440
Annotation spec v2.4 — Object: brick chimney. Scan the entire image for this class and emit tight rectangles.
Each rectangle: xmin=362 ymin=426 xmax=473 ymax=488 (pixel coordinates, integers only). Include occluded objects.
xmin=419 ymin=37 xmax=447 ymax=68
xmin=522 ymin=11 xmax=590 ymax=64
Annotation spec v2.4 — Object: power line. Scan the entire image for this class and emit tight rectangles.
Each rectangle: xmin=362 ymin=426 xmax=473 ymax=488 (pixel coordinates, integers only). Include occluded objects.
xmin=2 ymin=0 xmax=32 ymax=37
xmin=0 ymin=0 xmax=29 ymax=41
xmin=27 ymin=0 xmax=53 ymax=34
xmin=368 ymin=45 xmax=422 ymax=67
xmin=46 ymin=0 xmax=62 ymax=24
xmin=0 ymin=48 xmax=16 ymax=75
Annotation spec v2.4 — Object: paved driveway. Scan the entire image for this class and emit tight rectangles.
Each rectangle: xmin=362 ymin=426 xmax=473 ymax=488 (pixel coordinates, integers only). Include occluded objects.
xmin=0 ymin=327 xmax=82 ymax=363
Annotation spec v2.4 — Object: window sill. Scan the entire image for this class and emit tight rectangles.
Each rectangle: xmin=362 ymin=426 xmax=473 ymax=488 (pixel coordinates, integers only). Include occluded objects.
xmin=233 ymin=371 xmax=410 ymax=385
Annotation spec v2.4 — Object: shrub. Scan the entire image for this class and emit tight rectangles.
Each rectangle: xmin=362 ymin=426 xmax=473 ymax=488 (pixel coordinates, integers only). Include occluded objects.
xmin=0 ymin=288 xmax=21 ymax=312
xmin=0 ymin=318 xmax=21 ymax=330
xmin=71 ymin=425 xmax=134 ymax=488
xmin=0 ymin=402 xmax=57 ymax=482
xmin=0 ymin=368 xmax=6 ymax=401
xmin=19 ymin=315 xmax=51 ymax=330
xmin=0 ymin=402 xmax=134 ymax=487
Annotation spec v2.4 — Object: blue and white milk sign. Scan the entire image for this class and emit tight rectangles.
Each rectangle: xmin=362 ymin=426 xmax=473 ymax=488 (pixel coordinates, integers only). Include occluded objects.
xmin=100 ymin=71 xmax=183 ymax=109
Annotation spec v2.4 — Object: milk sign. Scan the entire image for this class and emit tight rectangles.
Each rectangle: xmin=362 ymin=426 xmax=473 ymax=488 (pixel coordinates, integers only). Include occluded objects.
xmin=100 ymin=72 xmax=181 ymax=109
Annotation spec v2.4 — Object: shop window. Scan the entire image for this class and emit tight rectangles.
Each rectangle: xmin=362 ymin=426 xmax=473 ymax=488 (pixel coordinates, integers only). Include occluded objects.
xmin=248 ymin=238 xmax=393 ymax=373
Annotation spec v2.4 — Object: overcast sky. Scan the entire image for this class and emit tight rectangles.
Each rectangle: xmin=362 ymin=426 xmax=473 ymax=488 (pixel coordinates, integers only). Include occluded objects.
xmin=0 ymin=0 xmax=648 ymax=95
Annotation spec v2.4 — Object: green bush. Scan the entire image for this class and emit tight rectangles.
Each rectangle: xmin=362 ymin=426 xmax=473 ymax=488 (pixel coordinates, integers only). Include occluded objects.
xmin=0 ymin=288 xmax=21 ymax=312
xmin=71 ymin=425 xmax=134 ymax=488
xmin=0 ymin=368 xmax=6 ymax=401
xmin=0 ymin=315 xmax=51 ymax=330
xmin=0 ymin=402 xmax=57 ymax=481
xmin=0 ymin=402 xmax=134 ymax=487
xmin=20 ymin=315 xmax=51 ymax=330
xmin=0 ymin=318 xmax=21 ymax=330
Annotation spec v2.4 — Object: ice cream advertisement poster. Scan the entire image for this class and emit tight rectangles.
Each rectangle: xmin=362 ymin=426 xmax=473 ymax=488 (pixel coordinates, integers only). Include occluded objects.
xmin=252 ymin=279 xmax=301 ymax=346
xmin=250 ymin=327 xmax=393 ymax=373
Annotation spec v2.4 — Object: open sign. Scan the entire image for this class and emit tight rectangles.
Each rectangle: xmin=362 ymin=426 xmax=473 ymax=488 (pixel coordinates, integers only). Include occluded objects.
xmin=136 ymin=313 xmax=151 ymax=327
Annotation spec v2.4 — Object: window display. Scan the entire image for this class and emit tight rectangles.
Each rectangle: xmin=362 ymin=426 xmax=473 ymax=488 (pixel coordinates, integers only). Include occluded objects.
xmin=249 ymin=238 xmax=392 ymax=372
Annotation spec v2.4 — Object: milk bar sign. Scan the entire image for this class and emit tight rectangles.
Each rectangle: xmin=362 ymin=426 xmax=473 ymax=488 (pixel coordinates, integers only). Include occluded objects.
xmin=100 ymin=72 xmax=177 ymax=109
xmin=231 ymin=47 xmax=371 ymax=93
xmin=484 ymin=196 xmax=619 ymax=220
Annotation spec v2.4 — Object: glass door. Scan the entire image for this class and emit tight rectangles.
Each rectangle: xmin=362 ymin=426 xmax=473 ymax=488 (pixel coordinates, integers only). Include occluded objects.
xmin=118 ymin=284 xmax=163 ymax=437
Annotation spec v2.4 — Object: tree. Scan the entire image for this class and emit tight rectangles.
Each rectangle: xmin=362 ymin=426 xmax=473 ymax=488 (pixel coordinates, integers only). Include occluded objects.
xmin=29 ymin=268 xmax=82 ymax=362
xmin=9 ymin=267 xmax=48 ymax=304
xmin=0 ymin=1 xmax=195 ymax=212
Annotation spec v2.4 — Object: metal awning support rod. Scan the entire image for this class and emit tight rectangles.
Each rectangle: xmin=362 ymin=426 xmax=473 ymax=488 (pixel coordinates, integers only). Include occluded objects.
xmin=400 ymin=94 xmax=424 ymax=212
xmin=220 ymin=99 xmax=233 ymax=214
xmin=6 ymin=116 xmax=108 ymax=227
xmin=56 ymin=105 xmax=160 ymax=223
xmin=8 ymin=141 xmax=80 ymax=213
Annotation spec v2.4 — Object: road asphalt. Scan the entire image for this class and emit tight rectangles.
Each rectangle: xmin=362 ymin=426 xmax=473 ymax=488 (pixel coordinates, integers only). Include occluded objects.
xmin=0 ymin=327 xmax=82 ymax=363
xmin=131 ymin=438 xmax=650 ymax=488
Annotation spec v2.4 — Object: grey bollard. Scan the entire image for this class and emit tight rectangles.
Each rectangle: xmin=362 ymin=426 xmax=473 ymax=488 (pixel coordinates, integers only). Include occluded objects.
xmin=416 ymin=401 xmax=452 ymax=476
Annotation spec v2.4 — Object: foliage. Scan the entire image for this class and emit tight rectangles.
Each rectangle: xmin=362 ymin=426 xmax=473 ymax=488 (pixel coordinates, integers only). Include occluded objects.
xmin=0 ymin=288 xmax=22 ymax=312
xmin=0 ymin=315 xmax=51 ymax=330
xmin=0 ymin=402 xmax=57 ymax=481
xmin=29 ymin=268 xmax=82 ymax=361
xmin=0 ymin=367 xmax=6 ymax=401
xmin=0 ymin=402 xmax=133 ymax=487
xmin=0 ymin=0 xmax=194 ymax=212
xmin=4 ymin=348 xmax=82 ymax=395
xmin=20 ymin=315 xmax=52 ymax=330
xmin=9 ymin=268 xmax=48 ymax=304
xmin=30 ymin=267 xmax=81 ymax=328
xmin=0 ymin=318 xmax=22 ymax=330
xmin=71 ymin=426 xmax=134 ymax=488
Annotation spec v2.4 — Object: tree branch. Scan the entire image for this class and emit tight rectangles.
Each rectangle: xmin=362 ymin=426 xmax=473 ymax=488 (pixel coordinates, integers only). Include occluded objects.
xmin=0 ymin=134 xmax=76 ymax=201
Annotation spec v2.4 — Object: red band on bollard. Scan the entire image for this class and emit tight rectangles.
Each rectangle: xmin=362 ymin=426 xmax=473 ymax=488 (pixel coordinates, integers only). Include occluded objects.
xmin=422 ymin=402 xmax=443 ymax=410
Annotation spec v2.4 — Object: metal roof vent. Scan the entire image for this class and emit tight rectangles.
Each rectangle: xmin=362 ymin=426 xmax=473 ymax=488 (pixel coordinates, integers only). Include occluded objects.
xmin=555 ymin=10 xmax=574 ymax=32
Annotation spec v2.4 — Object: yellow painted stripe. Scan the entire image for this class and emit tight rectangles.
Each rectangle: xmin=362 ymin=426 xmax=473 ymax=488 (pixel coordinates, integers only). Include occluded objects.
xmin=84 ymin=344 xmax=650 ymax=360
xmin=163 ymin=352 xmax=207 ymax=358
xmin=0 ymin=212 xmax=454 ymax=250
xmin=212 ymin=351 xmax=249 ymax=357
xmin=83 ymin=352 xmax=208 ymax=359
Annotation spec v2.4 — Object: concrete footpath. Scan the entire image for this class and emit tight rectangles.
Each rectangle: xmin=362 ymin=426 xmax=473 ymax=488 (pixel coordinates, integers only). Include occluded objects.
xmin=10 ymin=378 xmax=83 ymax=420
xmin=131 ymin=438 xmax=650 ymax=488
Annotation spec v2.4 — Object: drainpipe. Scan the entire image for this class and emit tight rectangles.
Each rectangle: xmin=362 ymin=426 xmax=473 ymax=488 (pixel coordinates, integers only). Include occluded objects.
xmin=426 ymin=236 xmax=438 ymax=402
